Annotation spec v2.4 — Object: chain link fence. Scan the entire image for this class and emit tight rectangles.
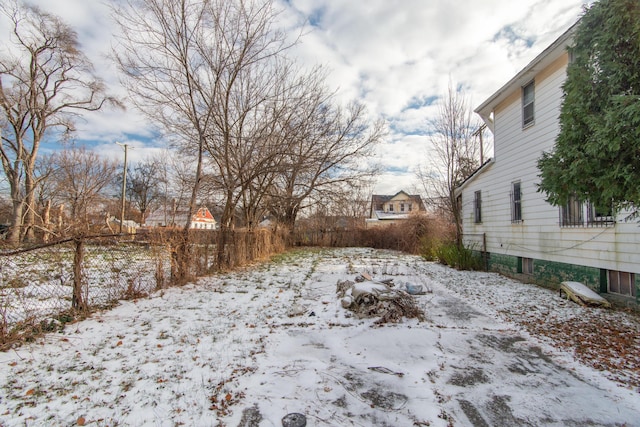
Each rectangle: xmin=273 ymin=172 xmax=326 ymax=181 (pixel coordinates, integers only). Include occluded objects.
xmin=0 ymin=228 xmax=288 ymax=349
xmin=0 ymin=234 xmax=171 ymax=348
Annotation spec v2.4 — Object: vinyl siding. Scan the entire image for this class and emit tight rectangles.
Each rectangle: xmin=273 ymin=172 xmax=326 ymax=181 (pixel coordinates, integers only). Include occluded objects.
xmin=460 ymin=51 xmax=640 ymax=279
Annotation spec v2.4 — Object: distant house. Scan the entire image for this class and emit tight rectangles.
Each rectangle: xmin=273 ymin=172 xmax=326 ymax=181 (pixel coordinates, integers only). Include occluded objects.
xmin=455 ymin=22 xmax=638 ymax=303
xmin=366 ymin=191 xmax=425 ymax=228
xmin=108 ymin=217 xmax=139 ymax=234
xmin=145 ymin=206 xmax=217 ymax=230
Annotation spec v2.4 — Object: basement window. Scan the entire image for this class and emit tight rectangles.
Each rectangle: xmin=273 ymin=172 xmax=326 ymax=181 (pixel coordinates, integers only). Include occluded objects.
xmin=608 ymin=270 xmax=636 ymax=298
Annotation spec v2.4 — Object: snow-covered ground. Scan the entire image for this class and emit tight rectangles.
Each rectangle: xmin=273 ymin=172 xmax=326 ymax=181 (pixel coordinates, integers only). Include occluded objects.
xmin=0 ymin=247 xmax=638 ymax=426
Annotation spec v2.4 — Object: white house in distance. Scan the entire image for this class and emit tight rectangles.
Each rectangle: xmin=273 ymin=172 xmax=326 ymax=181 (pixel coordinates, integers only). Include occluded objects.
xmin=366 ymin=190 xmax=425 ymax=228
xmin=455 ymin=22 xmax=638 ymax=304
xmin=145 ymin=206 xmax=217 ymax=230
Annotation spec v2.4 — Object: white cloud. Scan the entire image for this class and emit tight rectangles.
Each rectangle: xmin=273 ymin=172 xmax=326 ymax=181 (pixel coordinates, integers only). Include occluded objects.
xmin=2 ymin=0 xmax=591 ymax=183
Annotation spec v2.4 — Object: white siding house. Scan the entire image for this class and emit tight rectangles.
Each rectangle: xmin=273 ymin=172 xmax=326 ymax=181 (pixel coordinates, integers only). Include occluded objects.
xmin=456 ymin=23 xmax=639 ymax=303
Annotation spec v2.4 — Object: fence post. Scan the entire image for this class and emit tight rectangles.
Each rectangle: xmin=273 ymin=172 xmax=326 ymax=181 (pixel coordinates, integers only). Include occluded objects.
xmin=482 ymin=233 xmax=488 ymax=271
xmin=72 ymin=237 xmax=87 ymax=311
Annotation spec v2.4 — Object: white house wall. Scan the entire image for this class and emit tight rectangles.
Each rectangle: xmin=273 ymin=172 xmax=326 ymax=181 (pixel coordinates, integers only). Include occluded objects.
xmin=461 ymin=52 xmax=640 ymax=276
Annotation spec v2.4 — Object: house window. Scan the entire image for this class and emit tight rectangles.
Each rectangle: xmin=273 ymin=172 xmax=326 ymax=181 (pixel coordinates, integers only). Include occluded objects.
xmin=559 ymin=199 xmax=615 ymax=228
xmin=400 ymin=203 xmax=405 ymax=212
xmin=408 ymin=203 xmax=413 ymax=212
xmin=587 ymin=203 xmax=615 ymax=227
xmin=510 ymin=182 xmax=522 ymax=223
xmin=522 ymin=81 xmax=535 ymax=127
xmin=560 ymin=195 xmax=583 ymax=227
xmin=608 ymin=270 xmax=636 ymax=297
xmin=518 ymin=257 xmax=534 ymax=274
xmin=388 ymin=204 xmax=394 ymax=212
xmin=474 ymin=191 xmax=482 ymax=223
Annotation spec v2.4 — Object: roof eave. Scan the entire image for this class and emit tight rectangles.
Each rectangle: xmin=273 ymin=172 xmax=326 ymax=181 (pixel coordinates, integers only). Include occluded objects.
xmin=474 ymin=21 xmax=578 ymax=127
xmin=454 ymin=158 xmax=495 ymax=196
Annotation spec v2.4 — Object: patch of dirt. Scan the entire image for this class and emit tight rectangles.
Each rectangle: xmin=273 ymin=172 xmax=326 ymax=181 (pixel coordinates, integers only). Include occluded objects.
xmin=485 ymin=395 xmax=532 ymax=427
xmin=237 ymin=404 xmax=262 ymax=427
xmin=458 ymin=399 xmax=490 ymax=427
xmin=360 ymin=388 xmax=408 ymax=410
xmin=448 ymin=367 xmax=489 ymax=387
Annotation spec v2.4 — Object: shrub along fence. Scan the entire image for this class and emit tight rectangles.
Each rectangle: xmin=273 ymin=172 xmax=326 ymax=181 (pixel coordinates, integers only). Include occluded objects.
xmin=294 ymin=215 xmax=455 ymax=255
xmin=0 ymin=227 xmax=287 ymax=349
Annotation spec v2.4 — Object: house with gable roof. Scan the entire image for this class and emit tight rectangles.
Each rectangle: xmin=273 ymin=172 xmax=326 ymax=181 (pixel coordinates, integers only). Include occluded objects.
xmin=455 ymin=22 xmax=639 ymax=303
xmin=145 ymin=206 xmax=217 ymax=230
xmin=366 ymin=190 xmax=426 ymax=228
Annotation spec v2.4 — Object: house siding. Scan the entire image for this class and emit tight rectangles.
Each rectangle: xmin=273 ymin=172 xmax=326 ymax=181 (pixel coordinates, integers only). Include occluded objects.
xmin=460 ymin=40 xmax=640 ymax=304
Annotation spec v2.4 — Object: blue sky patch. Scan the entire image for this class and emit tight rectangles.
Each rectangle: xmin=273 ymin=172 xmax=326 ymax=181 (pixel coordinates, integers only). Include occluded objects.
xmin=492 ymin=25 xmax=536 ymax=48
xmin=403 ymin=95 xmax=438 ymax=112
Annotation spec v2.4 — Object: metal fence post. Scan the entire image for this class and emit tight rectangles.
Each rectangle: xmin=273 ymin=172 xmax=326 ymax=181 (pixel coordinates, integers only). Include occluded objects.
xmin=72 ymin=237 xmax=87 ymax=311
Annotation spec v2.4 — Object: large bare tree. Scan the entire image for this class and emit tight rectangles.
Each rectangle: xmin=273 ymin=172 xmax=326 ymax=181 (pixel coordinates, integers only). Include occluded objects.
xmin=113 ymin=0 xmax=224 ymax=279
xmin=417 ymin=82 xmax=482 ymax=243
xmin=112 ymin=0 xmax=301 ymax=271
xmin=48 ymin=146 xmax=118 ymax=234
xmin=268 ymin=98 xmax=385 ymax=231
xmin=0 ymin=1 xmax=116 ymax=244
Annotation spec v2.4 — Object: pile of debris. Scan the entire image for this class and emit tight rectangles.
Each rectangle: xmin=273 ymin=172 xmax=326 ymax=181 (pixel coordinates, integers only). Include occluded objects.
xmin=337 ymin=273 xmax=427 ymax=324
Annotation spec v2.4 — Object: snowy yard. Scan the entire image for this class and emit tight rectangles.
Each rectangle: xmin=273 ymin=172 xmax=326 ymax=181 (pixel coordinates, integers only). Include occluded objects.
xmin=0 ymin=247 xmax=638 ymax=426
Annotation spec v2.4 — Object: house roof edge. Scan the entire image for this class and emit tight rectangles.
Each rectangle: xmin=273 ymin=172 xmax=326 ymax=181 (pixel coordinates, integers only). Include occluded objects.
xmin=454 ymin=158 xmax=495 ymax=196
xmin=474 ymin=20 xmax=579 ymax=118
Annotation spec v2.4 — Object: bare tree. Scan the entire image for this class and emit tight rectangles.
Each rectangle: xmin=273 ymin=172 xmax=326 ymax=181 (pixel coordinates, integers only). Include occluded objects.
xmin=268 ymin=99 xmax=385 ymax=232
xmin=193 ymin=0 xmax=304 ymax=264
xmin=113 ymin=0 xmax=223 ymax=279
xmin=113 ymin=0 xmax=301 ymax=272
xmin=330 ymin=180 xmax=375 ymax=220
xmin=127 ymin=156 xmax=163 ymax=225
xmin=47 ymin=146 xmax=118 ymax=234
xmin=0 ymin=1 xmax=117 ymax=244
xmin=417 ymin=82 xmax=482 ymax=243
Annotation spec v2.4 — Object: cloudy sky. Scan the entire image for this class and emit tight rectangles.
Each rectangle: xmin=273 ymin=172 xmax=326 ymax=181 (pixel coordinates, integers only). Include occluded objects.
xmin=2 ymin=0 xmax=591 ymax=194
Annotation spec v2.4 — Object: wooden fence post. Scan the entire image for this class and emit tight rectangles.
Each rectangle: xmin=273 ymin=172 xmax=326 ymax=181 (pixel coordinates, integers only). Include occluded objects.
xmin=482 ymin=232 xmax=489 ymax=271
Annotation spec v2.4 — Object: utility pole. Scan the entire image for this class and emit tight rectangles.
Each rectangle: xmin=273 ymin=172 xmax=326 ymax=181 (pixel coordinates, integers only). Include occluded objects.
xmin=473 ymin=124 xmax=487 ymax=165
xmin=116 ymin=142 xmax=129 ymax=233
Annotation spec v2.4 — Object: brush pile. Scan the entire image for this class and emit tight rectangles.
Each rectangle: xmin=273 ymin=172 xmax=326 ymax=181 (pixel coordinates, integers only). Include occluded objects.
xmin=336 ymin=273 xmax=425 ymax=324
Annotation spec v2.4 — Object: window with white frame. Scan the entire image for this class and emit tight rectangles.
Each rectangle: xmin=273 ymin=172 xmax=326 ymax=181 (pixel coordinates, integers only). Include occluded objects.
xmin=474 ymin=190 xmax=482 ymax=223
xmin=522 ymin=81 xmax=535 ymax=127
xmin=510 ymin=182 xmax=522 ymax=223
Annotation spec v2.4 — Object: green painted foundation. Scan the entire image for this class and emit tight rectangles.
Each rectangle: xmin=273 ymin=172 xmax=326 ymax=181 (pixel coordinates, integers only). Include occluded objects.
xmin=481 ymin=251 xmax=639 ymax=305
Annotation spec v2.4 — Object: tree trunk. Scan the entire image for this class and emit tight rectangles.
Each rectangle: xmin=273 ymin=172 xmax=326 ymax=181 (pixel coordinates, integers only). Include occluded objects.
xmin=6 ymin=180 xmax=23 ymax=246
xmin=216 ymin=193 xmax=236 ymax=269
xmin=23 ymin=179 xmax=36 ymax=242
